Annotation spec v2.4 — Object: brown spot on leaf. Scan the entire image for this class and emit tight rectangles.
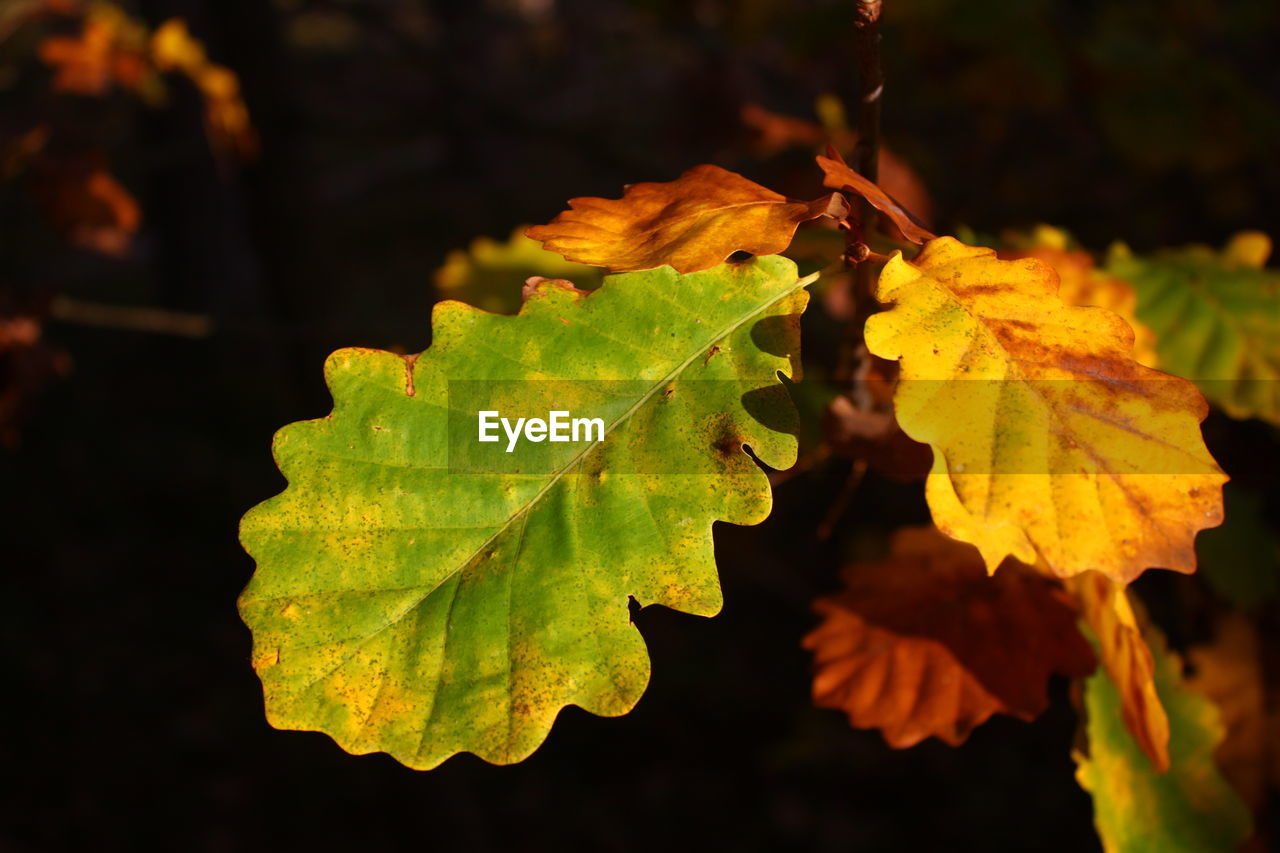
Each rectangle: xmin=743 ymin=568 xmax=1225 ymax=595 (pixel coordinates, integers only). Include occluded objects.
xmin=402 ymin=353 xmax=419 ymax=397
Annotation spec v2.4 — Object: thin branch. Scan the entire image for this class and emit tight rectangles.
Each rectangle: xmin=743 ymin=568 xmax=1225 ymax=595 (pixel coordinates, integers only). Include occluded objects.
xmin=852 ymin=1 xmax=884 ymax=188
xmin=817 ymin=459 xmax=869 ymax=541
xmin=850 ymin=0 xmax=884 ymax=270
xmin=49 ymin=296 xmax=214 ymax=339
xmin=45 ymin=297 xmax=432 ymax=345
xmin=835 ymin=1 xmax=885 ymax=383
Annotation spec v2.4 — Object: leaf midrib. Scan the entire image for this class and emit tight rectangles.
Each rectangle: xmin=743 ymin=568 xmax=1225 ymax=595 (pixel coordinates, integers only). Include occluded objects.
xmin=445 ymin=269 xmax=814 ymax=590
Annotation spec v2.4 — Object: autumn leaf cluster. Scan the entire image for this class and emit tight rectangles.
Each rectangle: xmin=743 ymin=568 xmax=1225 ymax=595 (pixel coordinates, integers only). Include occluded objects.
xmin=4 ymin=1 xmax=255 ymax=259
xmin=233 ymin=38 xmax=1276 ymax=853
xmin=0 ymin=1 xmax=255 ymax=443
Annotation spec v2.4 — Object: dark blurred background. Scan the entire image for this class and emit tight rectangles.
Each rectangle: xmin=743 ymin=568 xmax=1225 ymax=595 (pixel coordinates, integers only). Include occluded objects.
xmin=1 ymin=1 xmax=1277 ymax=850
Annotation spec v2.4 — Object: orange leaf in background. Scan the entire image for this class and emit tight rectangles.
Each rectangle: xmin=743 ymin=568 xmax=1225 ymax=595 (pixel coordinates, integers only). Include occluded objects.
xmin=31 ymin=157 xmax=140 ymax=256
xmin=526 ymin=164 xmax=849 ymax=273
xmin=69 ymin=168 xmax=139 ymax=255
xmin=740 ymin=102 xmax=934 ymax=230
xmin=1000 ymin=226 xmax=1158 ymax=368
xmin=816 ymin=147 xmax=935 ymax=245
xmin=151 ymin=19 xmax=257 ymax=158
xmin=741 ymin=103 xmax=829 ymax=156
xmin=194 ymin=65 xmax=258 ymax=158
xmin=39 ymin=26 xmax=113 ymax=95
xmin=804 ymin=526 xmax=1096 ymax=748
xmin=38 ymin=6 xmax=150 ymax=96
xmin=1187 ymin=614 xmax=1275 ymax=818
xmin=1067 ymin=571 xmax=1170 ymax=771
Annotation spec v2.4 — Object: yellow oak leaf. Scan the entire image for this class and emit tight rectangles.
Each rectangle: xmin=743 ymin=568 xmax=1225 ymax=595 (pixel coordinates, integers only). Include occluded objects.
xmin=804 ymin=526 xmax=1096 ymax=748
xmin=1000 ymin=225 xmax=1158 ymax=369
xmin=526 ymin=164 xmax=848 ymax=273
xmin=867 ymin=237 xmax=1225 ymax=583
xmin=1068 ymin=571 xmax=1170 ymax=771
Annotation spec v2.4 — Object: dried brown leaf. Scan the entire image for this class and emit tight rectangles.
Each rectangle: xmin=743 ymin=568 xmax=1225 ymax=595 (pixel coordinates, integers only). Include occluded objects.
xmin=816 ymin=147 xmax=935 ymax=245
xmin=804 ymin=526 xmax=1096 ymax=747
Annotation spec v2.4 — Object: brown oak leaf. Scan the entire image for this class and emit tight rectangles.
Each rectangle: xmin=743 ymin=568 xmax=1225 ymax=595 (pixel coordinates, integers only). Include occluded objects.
xmin=816 ymin=147 xmax=935 ymax=245
xmin=804 ymin=526 xmax=1096 ymax=747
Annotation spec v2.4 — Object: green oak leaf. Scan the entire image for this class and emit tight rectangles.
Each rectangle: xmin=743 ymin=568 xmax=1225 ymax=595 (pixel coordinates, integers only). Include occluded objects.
xmin=1075 ymin=624 xmax=1252 ymax=853
xmin=240 ymin=256 xmax=810 ymax=769
xmin=433 ymin=226 xmax=604 ymax=315
xmin=1106 ymin=234 xmax=1280 ymax=425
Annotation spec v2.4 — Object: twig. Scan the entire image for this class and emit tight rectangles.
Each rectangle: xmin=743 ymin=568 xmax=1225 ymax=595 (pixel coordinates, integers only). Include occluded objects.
xmin=850 ymin=0 xmax=884 ymax=279
xmin=817 ymin=459 xmax=869 ymax=541
xmin=835 ymin=1 xmax=885 ymax=383
xmin=45 ymin=297 xmax=426 ymax=345
xmin=852 ymin=1 xmax=884 ymax=189
xmin=49 ymin=296 xmax=214 ymax=338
